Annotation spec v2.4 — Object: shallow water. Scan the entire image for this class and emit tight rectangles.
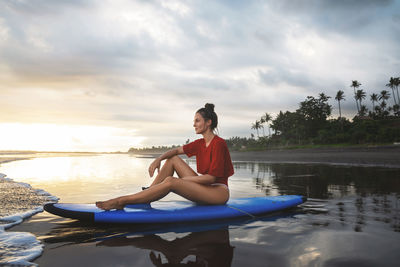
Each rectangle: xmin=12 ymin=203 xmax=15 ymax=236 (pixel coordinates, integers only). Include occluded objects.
xmin=1 ymin=154 xmax=400 ymax=266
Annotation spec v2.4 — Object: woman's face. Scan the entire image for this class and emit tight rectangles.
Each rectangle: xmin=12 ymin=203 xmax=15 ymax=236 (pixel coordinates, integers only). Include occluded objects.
xmin=193 ymin=112 xmax=211 ymax=134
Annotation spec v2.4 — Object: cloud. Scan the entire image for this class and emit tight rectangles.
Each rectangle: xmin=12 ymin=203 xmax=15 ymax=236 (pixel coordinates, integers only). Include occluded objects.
xmin=270 ymin=0 xmax=397 ymax=37
xmin=0 ymin=0 xmax=399 ymax=150
xmin=259 ymin=68 xmax=313 ymax=88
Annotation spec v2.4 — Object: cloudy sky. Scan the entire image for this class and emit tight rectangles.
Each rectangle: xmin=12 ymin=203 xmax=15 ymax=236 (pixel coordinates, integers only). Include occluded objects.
xmin=1 ymin=0 xmax=399 ymax=151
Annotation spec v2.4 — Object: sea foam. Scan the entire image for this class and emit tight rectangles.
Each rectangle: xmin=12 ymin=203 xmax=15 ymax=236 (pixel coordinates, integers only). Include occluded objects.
xmin=0 ymin=173 xmax=58 ymax=266
xmin=0 ymin=231 xmax=43 ymax=266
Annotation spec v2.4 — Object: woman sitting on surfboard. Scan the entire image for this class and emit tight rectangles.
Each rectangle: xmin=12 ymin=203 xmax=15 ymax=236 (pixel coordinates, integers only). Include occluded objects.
xmin=96 ymin=103 xmax=234 ymax=210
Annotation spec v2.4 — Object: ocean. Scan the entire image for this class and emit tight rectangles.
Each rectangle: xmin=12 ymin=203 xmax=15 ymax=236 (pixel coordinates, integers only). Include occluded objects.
xmin=1 ymin=154 xmax=400 ymax=266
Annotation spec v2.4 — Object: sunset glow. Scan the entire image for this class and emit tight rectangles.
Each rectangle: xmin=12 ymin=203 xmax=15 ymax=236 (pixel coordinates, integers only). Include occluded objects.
xmin=0 ymin=123 xmax=144 ymax=152
xmin=1 ymin=1 xmax=399 ymax=151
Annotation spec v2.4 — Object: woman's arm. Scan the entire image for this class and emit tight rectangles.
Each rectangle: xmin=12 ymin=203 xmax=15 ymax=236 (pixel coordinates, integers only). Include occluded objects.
xmin=148 ymin=147 xmax=185 ymax=177
xmin=158 ymin=146 xmax=185 ymax=161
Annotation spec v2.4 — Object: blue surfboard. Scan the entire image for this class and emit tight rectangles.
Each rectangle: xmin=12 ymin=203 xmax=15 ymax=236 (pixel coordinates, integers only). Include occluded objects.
xmin=44 ymin=195 xmax=306 ymax=224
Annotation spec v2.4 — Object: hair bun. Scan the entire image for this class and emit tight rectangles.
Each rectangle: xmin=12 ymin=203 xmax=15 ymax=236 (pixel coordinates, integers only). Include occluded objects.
xmin=205 ymin=103 xmax=215 ymax=112
xmin=196 ymin=103 xmax=218 ymax=130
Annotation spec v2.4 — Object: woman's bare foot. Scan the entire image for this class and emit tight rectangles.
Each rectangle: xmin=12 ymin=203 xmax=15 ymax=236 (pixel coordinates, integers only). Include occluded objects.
xmin=95 ymin=198 xmax=125 ymax=210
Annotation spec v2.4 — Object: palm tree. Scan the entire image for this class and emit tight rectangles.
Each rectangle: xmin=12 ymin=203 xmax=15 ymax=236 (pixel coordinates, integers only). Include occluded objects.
xmin=351 ymin=80 xmax=361 ymax=113
xmin=370 ymin=93 xmax=378 ymax=114
xmin=379 ymin=90 xmax=390 ymax=102
xmin=251 ymin=120 xmax=261 ymax=138
xmin=394 ymin=77 xmax=400 ymax=106
xmin=259 ymin=117 xmax=266 ymax=136
xmin=359 ymin=105 xmax=368 ymax=117
xmin=378 ymin=90 xmax=390 ymax=116
xmin=393 ymin=104 xmax=400 ymax=117
xmin=386 ymin=77 xmax=397 ymax=105
xmin=355 ymin=89 xmax=366 ymax=115
xmin=335 ymin=90 xmax=345 ymax=118
xmin=262 ymin=112 xmax=272 ymax=136
xmin=379 ymin=101 xmax=388 ymax=117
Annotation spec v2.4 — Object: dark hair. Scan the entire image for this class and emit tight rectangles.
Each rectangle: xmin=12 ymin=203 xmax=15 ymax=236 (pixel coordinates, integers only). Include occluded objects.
xmin=197 ymin=103 xmax=218 ymax=130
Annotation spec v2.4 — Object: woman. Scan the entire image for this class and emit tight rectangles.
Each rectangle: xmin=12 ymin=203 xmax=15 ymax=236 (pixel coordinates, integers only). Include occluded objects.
xmin=96 ymin=103 xmax=234 ymax=210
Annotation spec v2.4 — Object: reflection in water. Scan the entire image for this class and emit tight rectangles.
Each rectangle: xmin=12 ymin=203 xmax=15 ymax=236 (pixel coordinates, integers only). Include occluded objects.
xmin=247 ymin=162 xmax=400 ymax=198
xmin=37 ymin=212 xmax=301 ymax=267
xmin=243 ymin=162 xmax=400 ymax=234
xmin=0 ymin=155 xmax=152 ymax=202
xmin=3 ymin=157 xmax=400 ymax=266
xmin=98 ymin=229 xmax=233 ymax=267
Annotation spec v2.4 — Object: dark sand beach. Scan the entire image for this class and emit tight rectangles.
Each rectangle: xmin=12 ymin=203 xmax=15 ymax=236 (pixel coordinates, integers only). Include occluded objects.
xmin=230 ymin=145 xmax=400 ymax=168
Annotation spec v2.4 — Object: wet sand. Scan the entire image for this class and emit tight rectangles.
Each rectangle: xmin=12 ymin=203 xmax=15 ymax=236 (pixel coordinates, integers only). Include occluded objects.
xmin=0 ymin=157 xmax=32 ymax=165
xmin=0 ymin=152 xmax=101 ymax=166
xmin=0 ymin=179 xmax=53 ymax=218
xmin=229 ymin=145 xmax=400 ymax=168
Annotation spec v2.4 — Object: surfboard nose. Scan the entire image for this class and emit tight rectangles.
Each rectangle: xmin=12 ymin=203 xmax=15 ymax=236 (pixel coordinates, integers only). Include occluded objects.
xmin=301 ymin=196 xmax=308 ymax=203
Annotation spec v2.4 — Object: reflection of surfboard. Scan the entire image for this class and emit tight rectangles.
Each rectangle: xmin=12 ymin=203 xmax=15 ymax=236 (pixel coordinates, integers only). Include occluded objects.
xmin=44 ymin=195 xmax=306 ymax=224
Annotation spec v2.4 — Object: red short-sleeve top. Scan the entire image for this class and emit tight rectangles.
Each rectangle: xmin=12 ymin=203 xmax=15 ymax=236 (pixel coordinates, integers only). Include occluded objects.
xmin=183 ymin=135 xmax=234 ymax=186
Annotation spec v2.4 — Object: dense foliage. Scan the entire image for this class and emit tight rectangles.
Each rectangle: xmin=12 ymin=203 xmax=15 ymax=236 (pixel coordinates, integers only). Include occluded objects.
xmin=239 ymin=78 xmax=400 ymax=151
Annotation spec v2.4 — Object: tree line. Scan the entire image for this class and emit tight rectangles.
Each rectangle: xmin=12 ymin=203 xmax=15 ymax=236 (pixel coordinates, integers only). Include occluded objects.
xmin=226 ymin=77 xmax=400 ymax=151
xmin=128 ymin=145 xmax=180 ymax=154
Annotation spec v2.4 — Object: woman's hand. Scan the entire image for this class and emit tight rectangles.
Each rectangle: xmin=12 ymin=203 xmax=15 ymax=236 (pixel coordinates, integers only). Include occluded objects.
xmin=148 ymin=158 xmax=161 ymax=177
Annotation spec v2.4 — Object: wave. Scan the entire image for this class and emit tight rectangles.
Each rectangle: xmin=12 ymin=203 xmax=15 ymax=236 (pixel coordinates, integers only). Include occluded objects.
xmin=0 ymin=173 xmax=58 ymax=266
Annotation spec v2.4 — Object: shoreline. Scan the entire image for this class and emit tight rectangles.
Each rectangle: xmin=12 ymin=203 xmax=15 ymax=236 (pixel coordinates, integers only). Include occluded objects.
xmin=131 ymin=145 xmax=400 ymax=168
xmin=0 ymin=152 xmax=101 ymax=166
xmin=2 ymin=145 xmax=400 ymax=168
xmin=0 ymin=157 xmax=32 ymax=165
xmin=230 ymin=145 xmax=400 ymax=168
xmin=0 ymin=174 xmax=58 ymax=266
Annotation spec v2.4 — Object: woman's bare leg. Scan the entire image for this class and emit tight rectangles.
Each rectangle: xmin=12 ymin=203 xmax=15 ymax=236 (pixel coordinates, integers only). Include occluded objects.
xmin=150 ymin=156 xmax=197 ymax=186
xmin=96 ymin=177 xmax=229 ymax=210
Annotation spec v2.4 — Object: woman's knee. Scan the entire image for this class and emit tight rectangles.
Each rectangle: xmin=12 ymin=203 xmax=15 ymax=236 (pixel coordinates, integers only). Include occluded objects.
xmin=163 ymin=176 xmax=177 ymax=187
xmin=165 ymin=155 xmax=180 ymax=166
